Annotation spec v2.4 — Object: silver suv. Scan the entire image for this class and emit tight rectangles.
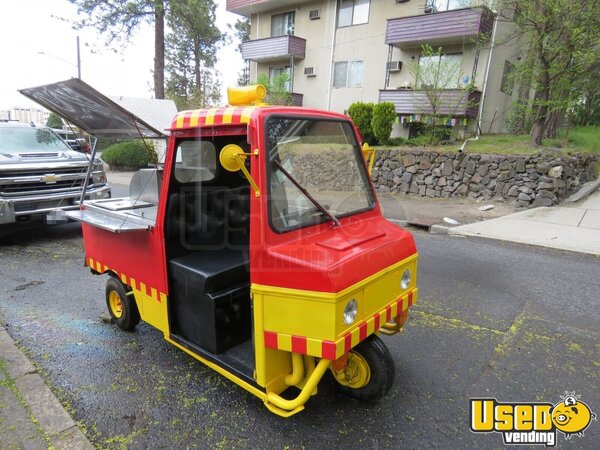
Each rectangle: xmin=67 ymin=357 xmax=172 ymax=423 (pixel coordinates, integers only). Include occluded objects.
xmin=0 ymin=121 xmax=110 ymax=227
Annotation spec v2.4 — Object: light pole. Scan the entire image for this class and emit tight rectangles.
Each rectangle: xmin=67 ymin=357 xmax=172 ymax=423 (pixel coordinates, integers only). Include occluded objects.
xmin=37 ymin=36 xmax=82 ymax=79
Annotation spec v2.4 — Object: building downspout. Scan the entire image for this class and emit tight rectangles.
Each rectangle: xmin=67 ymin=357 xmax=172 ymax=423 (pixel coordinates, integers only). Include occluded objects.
xmin=477 ymin=13 xmax=499 ymax=135
xmin=326 ymin=0 xmax=337 ymax=111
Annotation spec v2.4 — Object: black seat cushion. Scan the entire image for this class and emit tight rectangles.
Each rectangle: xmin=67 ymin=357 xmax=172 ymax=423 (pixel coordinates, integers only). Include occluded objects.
xmin=169 ymin=250 xmax=249 ymax=294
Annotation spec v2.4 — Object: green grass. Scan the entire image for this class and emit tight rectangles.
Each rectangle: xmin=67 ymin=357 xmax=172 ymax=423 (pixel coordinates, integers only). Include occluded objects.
xmin=378 ymin=126 xmax=600 ymax=156
xmin=559 ymin=126 xmax=600 ymax=152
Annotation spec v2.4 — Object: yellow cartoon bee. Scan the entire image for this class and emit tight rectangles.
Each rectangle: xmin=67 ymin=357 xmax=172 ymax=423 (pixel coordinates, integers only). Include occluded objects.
xmin=551 ymin=393 xmax=597 ymax=439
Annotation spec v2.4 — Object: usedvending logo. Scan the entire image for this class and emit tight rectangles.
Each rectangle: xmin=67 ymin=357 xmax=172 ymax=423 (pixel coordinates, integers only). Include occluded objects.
xmin=470 ymin=392 xmax=596 ymax=446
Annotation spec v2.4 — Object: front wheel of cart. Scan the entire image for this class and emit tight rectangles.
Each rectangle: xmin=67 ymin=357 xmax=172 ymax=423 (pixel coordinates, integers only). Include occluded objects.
xmin=331 ymin=334 xmax=395 ymax=402
xmin=105 ymin=277 xmax=140 ymax=331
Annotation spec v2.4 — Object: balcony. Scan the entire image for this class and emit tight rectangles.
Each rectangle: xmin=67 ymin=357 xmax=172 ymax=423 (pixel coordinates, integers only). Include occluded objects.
xmin=241 ymin=35 xmax=306 ymax=63
xmin=379 ymin=89 xmax=481 ymax=118
xmin=385 ymin=7 xmax=495 ymax=48
xmin=290 ymin=93 xmax=303 ymax=107
xmin=227 ymin=0 xmax=306 ymax=16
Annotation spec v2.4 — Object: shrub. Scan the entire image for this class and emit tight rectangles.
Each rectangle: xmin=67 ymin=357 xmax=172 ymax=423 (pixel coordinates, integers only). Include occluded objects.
xmin=371 ymin=102 xmax=397 ymax=145
xmin=101 ymin=140 xmax=155 ymax=169
xmin=387 ymin=137 xmax=406 ymax=146
xmin=347 ymin=102 xmax=375 ymax=144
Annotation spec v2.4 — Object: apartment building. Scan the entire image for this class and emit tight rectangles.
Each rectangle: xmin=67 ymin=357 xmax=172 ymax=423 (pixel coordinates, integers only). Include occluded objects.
xmin=226 ymin=0 xmax=527 ymax=137
xmin=0 ymin=107 xmax=49 ymax=124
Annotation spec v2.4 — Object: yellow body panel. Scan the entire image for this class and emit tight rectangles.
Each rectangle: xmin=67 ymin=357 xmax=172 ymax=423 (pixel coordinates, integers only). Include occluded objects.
xmin=257 ymin=254 xmax=418 ymax=342
xmin=252 ymin=254 xmax=418 ymax=388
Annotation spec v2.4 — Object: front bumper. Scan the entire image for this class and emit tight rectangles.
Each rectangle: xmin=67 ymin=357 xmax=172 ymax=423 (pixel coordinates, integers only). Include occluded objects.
xmin=262 ymin=287 xmax=417 ymax=360
xmin=0 ymin=185 xmax=111 ymax=225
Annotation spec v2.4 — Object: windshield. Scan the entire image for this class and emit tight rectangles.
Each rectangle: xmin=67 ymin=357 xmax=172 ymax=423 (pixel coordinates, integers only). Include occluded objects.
xmin=267 ymin=117 xmax=375 ymax=232
xmin=0 ymin=127 xmax=71 ymax=154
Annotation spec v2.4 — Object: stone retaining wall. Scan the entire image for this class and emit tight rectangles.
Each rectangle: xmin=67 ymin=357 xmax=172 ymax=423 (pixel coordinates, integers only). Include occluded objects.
xmin=371 ymin=149 xmax=598 ymax=207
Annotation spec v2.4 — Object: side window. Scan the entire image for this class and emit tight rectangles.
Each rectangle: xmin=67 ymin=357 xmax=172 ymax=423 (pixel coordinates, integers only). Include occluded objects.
xmin=174 ymin=140 xmax=216 ymax=183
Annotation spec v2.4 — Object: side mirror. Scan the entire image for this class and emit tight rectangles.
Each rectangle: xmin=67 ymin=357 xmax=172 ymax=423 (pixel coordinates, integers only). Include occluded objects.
xmin=219 ymin=144 xmax=261 ymax=197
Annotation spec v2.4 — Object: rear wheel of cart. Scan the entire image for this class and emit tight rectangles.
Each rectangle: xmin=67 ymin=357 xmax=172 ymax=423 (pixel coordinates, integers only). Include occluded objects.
xmin=331 ymin=334 xmax=395 ymax=402
xmin=105 ymin=277 xmax=140 ymax=331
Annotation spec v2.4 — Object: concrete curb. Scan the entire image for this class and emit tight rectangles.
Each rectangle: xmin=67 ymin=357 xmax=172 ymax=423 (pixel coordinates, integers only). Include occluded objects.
xmin=565 ymin=178 xmax=600 ymax=203
xmin=0 ymin=328 xmax=93 ymax=449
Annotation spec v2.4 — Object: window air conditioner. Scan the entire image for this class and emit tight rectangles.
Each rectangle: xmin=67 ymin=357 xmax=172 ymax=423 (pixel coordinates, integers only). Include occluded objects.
xmin=304 ymin=67 xmax=317 ymax=77
xmin=386 ymin=61 xmax=402 ymax=72
xmin=309 ymin=9 xmax=320 ymax=20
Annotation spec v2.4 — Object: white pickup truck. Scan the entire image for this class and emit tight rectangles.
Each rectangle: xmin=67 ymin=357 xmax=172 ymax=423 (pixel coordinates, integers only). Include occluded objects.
xmin=0 ymin=120 xmax=110 ymax=229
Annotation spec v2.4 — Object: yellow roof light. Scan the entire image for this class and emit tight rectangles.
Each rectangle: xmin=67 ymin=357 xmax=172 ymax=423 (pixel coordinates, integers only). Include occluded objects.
xmin=228 ymin=84 xmax=267 ymax=106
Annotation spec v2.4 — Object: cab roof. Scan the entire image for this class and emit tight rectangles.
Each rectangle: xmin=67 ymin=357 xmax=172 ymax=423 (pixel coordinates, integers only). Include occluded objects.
xmin=170 ymin=105 xmax=350 ymax=131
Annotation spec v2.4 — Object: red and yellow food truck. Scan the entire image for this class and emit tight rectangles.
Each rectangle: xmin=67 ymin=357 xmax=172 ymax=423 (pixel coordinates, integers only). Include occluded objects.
xmin=22 ymin=81 xmax=418 ymax=417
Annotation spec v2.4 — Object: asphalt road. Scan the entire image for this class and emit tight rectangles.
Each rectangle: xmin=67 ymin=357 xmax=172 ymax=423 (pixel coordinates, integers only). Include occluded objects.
xmin=0 ymin=191 xmax=598 ymax=448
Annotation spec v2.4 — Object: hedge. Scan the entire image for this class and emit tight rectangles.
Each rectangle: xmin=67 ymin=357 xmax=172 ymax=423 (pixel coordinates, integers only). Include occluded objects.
xmin=101 ymin=140 xmax=156 ymax=169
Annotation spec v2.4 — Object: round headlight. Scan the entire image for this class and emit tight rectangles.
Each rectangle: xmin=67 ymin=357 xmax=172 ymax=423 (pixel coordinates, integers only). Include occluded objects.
xmin=343 ymin=299 xmax=358 ymax=325
xmin=401 ymin=269 xmax=411 ymax=290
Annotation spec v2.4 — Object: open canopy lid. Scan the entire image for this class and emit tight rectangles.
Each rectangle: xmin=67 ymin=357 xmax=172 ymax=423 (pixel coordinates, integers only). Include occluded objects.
xmin=19 ymin=78 xmax=166 ymax=139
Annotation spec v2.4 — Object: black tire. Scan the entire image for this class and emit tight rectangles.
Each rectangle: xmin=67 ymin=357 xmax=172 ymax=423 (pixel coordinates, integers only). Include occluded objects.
xmin=332 ymin=334 xmax=395 ymax=403
xmin=105 ymin=277 xmax=140 ymax=331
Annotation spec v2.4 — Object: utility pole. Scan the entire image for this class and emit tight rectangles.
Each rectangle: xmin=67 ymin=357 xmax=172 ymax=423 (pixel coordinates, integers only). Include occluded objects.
xmin=77 ymin=36 xmax=81 ymax=79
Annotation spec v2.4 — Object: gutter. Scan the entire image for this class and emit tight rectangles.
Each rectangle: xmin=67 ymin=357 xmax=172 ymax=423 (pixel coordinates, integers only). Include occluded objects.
xmin=476 ymin=12 xmax=499 ymax=135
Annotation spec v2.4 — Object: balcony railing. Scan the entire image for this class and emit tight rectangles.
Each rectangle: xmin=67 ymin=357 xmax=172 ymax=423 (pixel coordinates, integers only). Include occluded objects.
xmin=290 ymin=92 xmax=303 ymax=107
xmin=227 ymin=0 xmax=306 ymax=16
xmin=241 ymin=35 xmax=306 ymax=63
xmin=385 ymin=7 xmax=495 ymax=48
xmin=379 ymin=89 xmax=481 ymax=118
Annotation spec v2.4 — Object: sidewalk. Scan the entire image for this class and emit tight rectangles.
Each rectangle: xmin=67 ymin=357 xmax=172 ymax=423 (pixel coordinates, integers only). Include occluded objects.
xmin=0 ymin=328 xmax=93 ymax=450
xmin=447 ymin=183 xmax=600 ymax=255
xmin=106 ymin=169 xmax=600 ymax=255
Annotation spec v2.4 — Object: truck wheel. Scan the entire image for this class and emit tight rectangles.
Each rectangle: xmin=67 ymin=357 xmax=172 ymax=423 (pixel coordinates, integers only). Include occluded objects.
xmin=105 ymin=277 xmax=140 ymax=331
xmin=331 ymin=334 xmax=395 ymax=402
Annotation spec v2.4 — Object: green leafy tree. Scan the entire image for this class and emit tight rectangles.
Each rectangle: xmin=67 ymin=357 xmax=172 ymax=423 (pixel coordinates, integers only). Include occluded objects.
xmin=68 ymin=0 xmax=168 ymax=99
xmin=371 ymin=103 xmax=397 ymax=145
xmin=228 ymin=17 xmax=250 ymax=86
xmin=407 ymin=44 xmax=471 ymax=144
xmin=257 ymin=73 xmax=293 ymax=105
xmin=497 ymin=0 xmax=600 ymax=145
xmin=347 ymin=102 xmax=375 ymax=144
xmin=165 ymin=0 xmax=223 ymax=109
xmin=46 ymin=113 xmax=63 ymax=129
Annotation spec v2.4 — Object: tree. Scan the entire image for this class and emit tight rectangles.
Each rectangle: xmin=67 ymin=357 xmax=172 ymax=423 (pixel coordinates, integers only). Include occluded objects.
xmin=498 ymin=0 xmax=600 ymax=145
xmin=228 ymin=17 xmax=250 ymax=86
xmin=68 ymin=0 xmax=168 ymax=99
xmin=257 ymin=73 xmax=293 ymax=105
xmin=46 ymin=113 xmax=63 ymax=129
xmin=407 ymin=44 xmax=473 ymax=144
xmin=165 ymin=0 xmax=224 ymax=108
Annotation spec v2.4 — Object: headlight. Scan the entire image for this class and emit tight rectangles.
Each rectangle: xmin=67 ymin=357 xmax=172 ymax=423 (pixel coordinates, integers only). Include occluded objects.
xmin=92 ymin=173 xmax=107 ymax=185
xmin=343 ymin=299 xmax=358 ymax=325
xmin=401 ymin=269 xmax=411 ymax=290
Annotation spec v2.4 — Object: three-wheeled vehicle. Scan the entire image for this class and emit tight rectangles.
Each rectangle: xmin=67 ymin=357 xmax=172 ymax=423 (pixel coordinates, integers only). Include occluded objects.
xmin=21 ymin=80 xmax=418 ymax=417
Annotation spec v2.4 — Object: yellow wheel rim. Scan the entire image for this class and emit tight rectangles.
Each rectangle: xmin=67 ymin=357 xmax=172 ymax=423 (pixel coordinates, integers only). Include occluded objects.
xmin=108 ymin=291 xmax=123 ymax=319
xmin=332 ymin=351 xmax=371 ymax=389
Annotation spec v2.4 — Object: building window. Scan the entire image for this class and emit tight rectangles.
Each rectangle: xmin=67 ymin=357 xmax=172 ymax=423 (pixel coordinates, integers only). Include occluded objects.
xmin=333 ymin=61 xmax=364 ymax=88
xmin=417 ymin=53 xmax=462 ymax=89
xmin=271 ymin=11 xmax=295 ymax=37
xmin=500 ymin=60 xmax=515 ymax=95
xmin=338 ymin=0 xmax=370 ymax=27
xmin=269 ymin=66 xmax=291 ymax=91
xmin=428 ymin=0 xmax=464 ymax=12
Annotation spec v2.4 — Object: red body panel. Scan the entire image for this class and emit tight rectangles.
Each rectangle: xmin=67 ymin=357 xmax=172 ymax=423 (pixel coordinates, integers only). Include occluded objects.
xmin=84 ymin=105 xmax=416 ymax=297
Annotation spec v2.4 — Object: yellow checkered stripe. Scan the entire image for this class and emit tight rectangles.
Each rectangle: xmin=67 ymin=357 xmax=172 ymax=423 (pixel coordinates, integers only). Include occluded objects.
xmin=264 ymin=290 xmax=416 ymax=360
xmin=89 ymin=257 xmax=165 ymax=304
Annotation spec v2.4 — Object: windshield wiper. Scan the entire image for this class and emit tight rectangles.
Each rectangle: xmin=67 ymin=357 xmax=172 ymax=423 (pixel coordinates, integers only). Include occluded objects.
xmin=273 ymin=160 xmax=341 ymax=227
